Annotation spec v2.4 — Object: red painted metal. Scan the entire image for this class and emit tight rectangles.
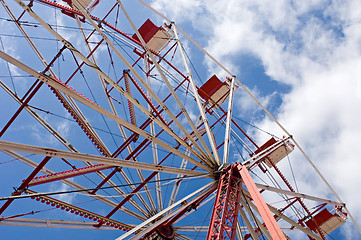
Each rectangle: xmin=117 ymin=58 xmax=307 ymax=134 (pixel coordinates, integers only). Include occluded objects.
xmin=132 ymin=19 xmax=160 ymax=44
xmin=0 ymin=46 xmax=66 ymax=137
xmin=198 ymin=75 xmax=225 ymax=102
xmin=26 ymin=164 xmax=111 ymax=187
xmin=123 ymin=70 xmax=137 ymax=128
xmin=49 ymin=81 xmax=110 ymax=156
xmin=237 ymin=164 xmax=287 ymax=240
xmin=0 ymin=80 xmax=43 ymax=138
xmin=89 ymin=167 xmax=119 ymax=195
xmin=25 ymin=189 xmax=131 ymax=231
xmin=207 ymin=164 xmax=242 ymax=240
xmin=305 ymin=208 xmax=346 ymax=237
xmin=94 ymin=112 xmax=184 ymax=228
xmin=126 ymin=72 xmax=168 ymax=125
xmin=0 ymin=156 xmax=51 ymax=215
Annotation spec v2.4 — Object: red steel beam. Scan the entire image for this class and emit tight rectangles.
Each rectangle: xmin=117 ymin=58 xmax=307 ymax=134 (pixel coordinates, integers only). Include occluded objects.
xmin=26 ymin=164 xmax=111 ymax=187
xmin=237 ymin=164 xmax=286 ymax=240
xmin=25 ymin=189 xmax=131 ymax=231
xmin=0 ymin=156 xmax=51 ymax=215
xmin=0 ymin=46 xmax=66 ymax=137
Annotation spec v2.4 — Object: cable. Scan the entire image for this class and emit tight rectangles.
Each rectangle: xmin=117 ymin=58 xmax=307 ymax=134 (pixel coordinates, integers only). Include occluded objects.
xmin=182 ymin=44 xmax=203 ymax=85
xmin=194 ymin=199 xmax=213 ymax=239
xmin=0 ymin=36 xmax=17 ymax=95
xmin=287 ymin=153 xmax=299 ymax=193
xmin=233 ymin=116 xmax=280 ymax=139
xmin=0 ymin=154 xmax=36 ymax=165
xmin=27 ymin=104 xmax=124 ymax=138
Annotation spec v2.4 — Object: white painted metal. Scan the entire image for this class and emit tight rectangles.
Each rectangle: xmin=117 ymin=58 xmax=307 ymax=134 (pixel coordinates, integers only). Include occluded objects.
xmin=222 ymin=76 xmax=236 ymax=165
xmin=255 ymin=183 xmax=344 ymax=207
xmin=242 ymin=189 xmax=323 ymax=240
xmin=171 ymin=191 xmax=216 ymax=225
xmin=238 ymin=204 xmax=259 ymax=240
xmin=0 ymin=0 xmax=109 ymax=156
xmin=212 ymin=110 xmax=253 ymax=153
xmin=0 ymin=79 xmax=152 ymax=218
xmin=242 ymin=137 xmax=292 ymax=169
xmin=116 ymin=182 xmax=216 ymax=240
xmin=1 ymin=3 xmax=147 ymax=215
xmin=144 ymin=54 xmax=163 ymax=212
xmin=12 ymin=0 xmax=211 ymax=172
xmin=238 ymin=195 xmax=273 ymax=240
xmin=172 ymin=24 xmax=221 ymax=166
xmin=167 ymin=149 xmax=190 ymax=211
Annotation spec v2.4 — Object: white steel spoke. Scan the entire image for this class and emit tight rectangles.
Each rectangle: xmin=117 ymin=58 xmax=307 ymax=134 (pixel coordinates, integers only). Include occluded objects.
xmin=172 ymin=24 xmax=220 ymax=166
xmin=238 ymin=195 xmax=273 ymax=240
xmin=1 ymin=72 xmax=153 ymax=218
xmin=0 ymin=79 xmax=75 ymax=152
xmin=1 ymin=2 xmax=144 ymax=212
xmin=116 ymin=181 xmax=217 ymax=240
xmin=117 ymin=170 xmax=155 ymax=215
xmin=222 ymin=76 xmax=236 ymax=165
xmin=144 ymin=55 xmax=163 ymax=212
xmin=167 ymin=116 xmax=207 ymax=210
xmin=0 ymin=1 xmax=353 ymax=239
xmin=212 ymin=110 xmax=254 ymax=153
xmin=170 ymin=190 xmax=216 ymax=225
xmin=266 ymin=202 xmax=323 ymax=240
xmin=242 ymin=189 xmax=323 ymax=240
xmin=238 ymin=204 xmax=259 ymax=240
xmin=236 ymin=221 xmax=244 ymax=240
xmin=0 ymin=0 xmax=107 ymax=154
xmin=167 ymin=149 xmax=190 ymax=210
xmin=174 ymin=233 xmax=193 ymax=240
xmin=255 ymin=183 xmax=344 ymax=207
xmin=0 ymin=80 xmax=152 ymax=217
xmin=0 ymin=79 xmax=151 ymax=218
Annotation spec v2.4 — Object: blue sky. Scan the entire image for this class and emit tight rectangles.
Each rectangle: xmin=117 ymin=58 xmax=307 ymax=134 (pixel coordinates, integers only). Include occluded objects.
xmin=0 ymin=0 xmax=361 ymax=239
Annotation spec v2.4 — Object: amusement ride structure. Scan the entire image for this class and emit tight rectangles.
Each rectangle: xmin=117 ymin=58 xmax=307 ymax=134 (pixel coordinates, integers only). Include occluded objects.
xmin=0 ymin=0 xmax=359 ymax=239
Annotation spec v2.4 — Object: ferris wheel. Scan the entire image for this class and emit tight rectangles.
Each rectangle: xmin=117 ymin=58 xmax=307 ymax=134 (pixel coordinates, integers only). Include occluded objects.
xmin=0 ymin=1 xmax=358 ymax=239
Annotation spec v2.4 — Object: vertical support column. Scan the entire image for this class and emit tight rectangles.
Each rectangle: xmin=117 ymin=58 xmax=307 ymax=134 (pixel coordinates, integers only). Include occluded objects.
xmin=207 ymin=165 xmax=242 ymax=240
xmin=208 ymin=163 xmax=287 ymax=240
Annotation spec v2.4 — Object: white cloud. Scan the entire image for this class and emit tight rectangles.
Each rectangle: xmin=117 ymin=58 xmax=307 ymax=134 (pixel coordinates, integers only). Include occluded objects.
xmin=49 ymin=181 xmax=76 ymax=204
